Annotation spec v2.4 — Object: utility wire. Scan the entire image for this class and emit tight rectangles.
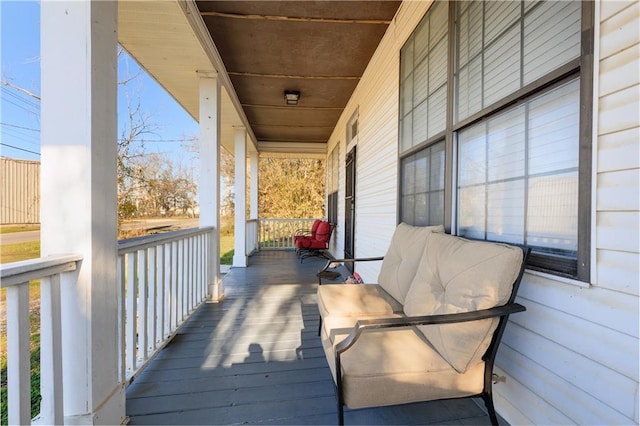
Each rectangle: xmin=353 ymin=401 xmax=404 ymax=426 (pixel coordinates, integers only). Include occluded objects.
xmin=1 ymin=87 xmax=40 ymax=109
xmin=0 ymin=143 xmax=41 ymax=156
xmin=0 ymin=122 xmax=40 ymax=132
xmin=118 ymin=138 xmax=197 ymax=143
xmin=3 ymin=97 xmax=39 ymax=115
xmin=3 ymin=128 xmax=40 ymax=145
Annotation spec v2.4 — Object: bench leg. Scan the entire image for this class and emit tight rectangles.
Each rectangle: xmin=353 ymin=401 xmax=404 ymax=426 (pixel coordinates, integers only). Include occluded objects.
xmin=482 ymin=392 xmax=499 ymax=426
xmin=335 ymin=355 xmax=345 ymax=425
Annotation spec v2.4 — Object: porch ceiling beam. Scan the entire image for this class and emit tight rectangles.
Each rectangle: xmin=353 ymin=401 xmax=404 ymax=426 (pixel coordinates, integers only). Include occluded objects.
xmin=258 ymin=141 xmax=327 ymax=156
xmin=260 ymin=152 xmax=326 ymax=160
xmin=228 ymin=71 xmax=360 ymax=80
xmin=200 ymin=11 xmax=392 ymax=25
xmin=258 ymin=138 xmax=327 ymax=147
xmin=254 ymin=124 xmax=335 ymax=129
xmin=242 ymin=103 xmax=344 ymax=111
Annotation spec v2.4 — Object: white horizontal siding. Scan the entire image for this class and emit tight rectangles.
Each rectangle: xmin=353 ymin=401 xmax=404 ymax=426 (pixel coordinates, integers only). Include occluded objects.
xmin=598 ymin=84 xmax=640 ymax=136
xmin=499 ymin=277 xmax=639 ymax=423
xmin=597 ymin=169 xmax=640 ymax=211
xmin=493 ymin=359 xmax=573 ymax=424
xmin=599 ymin=2 xmax=639 ymax=61
xmin=514 ymin=284 xmax=638 ymax=380
xmin=595 ymin=0 xmax=640 ymax=298
xmin=599 ymin=43 xmax=639 ymax=97
xmin=325 ymin=1 xmax=432 ymax=281
xmin=596 ymin=249 xmax=639 ymax=295
xmin=496 ymin=336 xmax=634 ymax=425
xmin=597 ymin=211 xmax=639 ymax=254
xmin=597 ymin=127 xmax=639 ymax=173
xmin=354 ymin=54 xmax=400 ymax=268
xmin=519 ymin=273 xmax=638 ymax=340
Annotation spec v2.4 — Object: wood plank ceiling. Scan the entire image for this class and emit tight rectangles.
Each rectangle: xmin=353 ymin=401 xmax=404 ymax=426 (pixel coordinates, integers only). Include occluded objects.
xmin=195 ymin=1 xmax=402 ymax=153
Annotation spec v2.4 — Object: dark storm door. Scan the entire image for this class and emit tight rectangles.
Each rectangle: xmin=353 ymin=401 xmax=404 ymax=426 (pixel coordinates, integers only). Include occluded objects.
xmin=344 ymin=147 xmax=356 ymax=272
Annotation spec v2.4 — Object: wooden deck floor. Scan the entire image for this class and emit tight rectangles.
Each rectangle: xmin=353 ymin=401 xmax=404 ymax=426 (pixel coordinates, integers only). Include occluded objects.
xmin=126 ymin=251 xmax=500 ymax=425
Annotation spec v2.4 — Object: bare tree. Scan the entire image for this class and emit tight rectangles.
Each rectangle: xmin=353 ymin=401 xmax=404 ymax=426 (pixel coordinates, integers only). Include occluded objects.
xmin=1 ymin=78 xmax=41 ymax=100
xmin=116 ymin=46 xmax=159 ymax=220
xmin=129 ymin=153 xmax=197 ymax=217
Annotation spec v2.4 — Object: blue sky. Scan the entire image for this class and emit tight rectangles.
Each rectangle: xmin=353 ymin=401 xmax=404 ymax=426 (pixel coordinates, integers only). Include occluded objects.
xmin=1 ymin=1 xmax=199 ymax=167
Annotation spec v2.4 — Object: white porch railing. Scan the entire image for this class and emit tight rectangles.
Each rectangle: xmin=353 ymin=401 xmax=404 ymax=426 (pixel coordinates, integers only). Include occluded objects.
xmin=117 ymin=227 xmax=214 ymax=383
xmin=1 ymin=254 xmax=83 ymax=426
xmin=246 ymin=219 xmax=259 ymax=255
xmin=1 ymin=227 xmax=214 ymax=424
xmin=258 ymin=218 xmax=322 ymax=250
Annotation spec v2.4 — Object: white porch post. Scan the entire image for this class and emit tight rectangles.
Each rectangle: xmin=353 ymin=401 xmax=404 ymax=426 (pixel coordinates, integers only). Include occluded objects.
xmin=198 ymin=72 xmax=223 ymax=301
xmin=250 ymin=151 xmax=259 ymax=221
xmin=40 ymin=1 xmax=125 ymax=424
xmin=233 ymin=127 xmax=248 ymax=267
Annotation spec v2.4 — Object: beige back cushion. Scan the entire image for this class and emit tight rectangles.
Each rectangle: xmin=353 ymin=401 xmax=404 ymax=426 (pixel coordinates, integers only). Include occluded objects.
xmin=403 ymin=233 xmax=523 ymax=373
xmin=377 ymin=223 xmax=444 ymax=304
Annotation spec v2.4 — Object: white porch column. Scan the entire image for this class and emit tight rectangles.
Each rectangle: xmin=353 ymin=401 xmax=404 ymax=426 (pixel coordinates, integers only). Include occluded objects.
xmin=198 ymin=72 xmax=223 ymax=301
xmin=233 ymin=127 xmax=248 ymax=267
xmin=249 ymin=151 xmax=259 ymax=220
xmin=40 ymin=1 xmax=124 ymax=424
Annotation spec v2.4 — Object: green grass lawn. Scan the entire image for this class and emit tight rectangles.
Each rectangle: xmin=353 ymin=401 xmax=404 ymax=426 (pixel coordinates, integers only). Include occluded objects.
xmin=220 ymin=234 xmax=234 ymax=265
xmin=0 ymin=225 xmax=40 ymax=234
xmin=1 ymin=241 xmax=40 ymax=264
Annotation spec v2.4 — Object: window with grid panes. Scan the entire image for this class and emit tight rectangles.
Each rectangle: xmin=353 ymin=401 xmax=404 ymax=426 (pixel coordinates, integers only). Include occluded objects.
xmin=398 ymin=0 xmax=592 ymax=280
xmin=398 ymin=0 xmax=448 ymax=227
xmin=455 ymin=1 xmax=582 ymax=123
xmin=401 ymin=141 xmax=445 ymax=226
xmin=399 ymin=0 xmax=448 ymax=153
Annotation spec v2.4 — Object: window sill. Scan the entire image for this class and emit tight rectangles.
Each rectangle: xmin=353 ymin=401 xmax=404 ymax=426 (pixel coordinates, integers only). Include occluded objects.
xmin=525 ymin=268 xmax=591 ymax=289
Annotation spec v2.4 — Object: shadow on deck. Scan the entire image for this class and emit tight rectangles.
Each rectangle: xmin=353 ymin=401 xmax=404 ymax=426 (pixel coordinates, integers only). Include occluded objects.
xmin=126 ymin=251 xmax=501 ymax=425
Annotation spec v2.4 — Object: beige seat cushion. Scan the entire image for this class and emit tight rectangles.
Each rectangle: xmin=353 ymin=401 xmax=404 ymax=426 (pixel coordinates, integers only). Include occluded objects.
xmin=404 ymin=233 xmax=523 ymax=373
xmin=377 ymin=223 xmax=444 ymax=304
xmin=322 ymin=326 xmax=485 ymax=409
xmin=317 ymin=283 xmax=403 ymax=320
xmin=321 ymin=313 xmax=404 ymax=347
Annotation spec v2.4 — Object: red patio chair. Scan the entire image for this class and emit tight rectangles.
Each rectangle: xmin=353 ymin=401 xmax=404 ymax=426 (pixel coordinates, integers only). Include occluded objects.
xmin=295 ymin=221 xmax=335 ymax=263
xmin=294 ymin=219 xmax=322 ymax=255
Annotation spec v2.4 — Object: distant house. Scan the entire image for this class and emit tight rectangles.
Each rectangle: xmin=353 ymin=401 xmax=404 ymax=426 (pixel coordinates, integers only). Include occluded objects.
xmin=0 ymin=157 xmax=40 ymax=225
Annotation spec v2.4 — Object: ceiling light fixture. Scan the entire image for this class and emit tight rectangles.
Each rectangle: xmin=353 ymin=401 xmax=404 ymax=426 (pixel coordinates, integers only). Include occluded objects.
xmin=284 ymin=90 xmax=300 ymax=106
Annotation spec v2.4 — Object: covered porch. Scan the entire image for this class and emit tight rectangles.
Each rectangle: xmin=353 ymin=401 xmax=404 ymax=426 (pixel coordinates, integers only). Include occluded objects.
xmin=2 ymin=0 xmax=638 ymax=425
xmin=125 ymin=251 xmax=497 ymax=425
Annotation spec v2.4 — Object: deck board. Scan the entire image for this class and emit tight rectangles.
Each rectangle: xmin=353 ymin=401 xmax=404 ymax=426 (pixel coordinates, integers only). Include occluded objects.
xmin=126 ymin=251 xmax=502 ymax=425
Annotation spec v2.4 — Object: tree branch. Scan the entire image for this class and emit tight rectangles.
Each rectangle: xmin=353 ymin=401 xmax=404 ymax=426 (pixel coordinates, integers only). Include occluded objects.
xmin=1 ymin=78 xmax=41 ymax=100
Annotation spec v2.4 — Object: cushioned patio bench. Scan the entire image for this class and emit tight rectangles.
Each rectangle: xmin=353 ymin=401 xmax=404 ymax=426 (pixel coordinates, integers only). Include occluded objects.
xmin=317 ymin=223 xmax=529 ymax=425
